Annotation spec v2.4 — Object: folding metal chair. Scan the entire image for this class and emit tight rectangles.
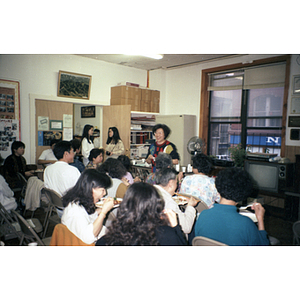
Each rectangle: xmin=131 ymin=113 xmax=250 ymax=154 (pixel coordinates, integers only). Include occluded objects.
xmin=0 ymin=202 xmax=24 ymax=245
xmin=192 ymin=236 xmax=228 ymax=246
xmin=42 ymin=188 xmax=64 ymax=239
xmin=293 ymin=220 xmax=300 ymax=245
xmin=11 ymin=210 xmax=51 ymax=245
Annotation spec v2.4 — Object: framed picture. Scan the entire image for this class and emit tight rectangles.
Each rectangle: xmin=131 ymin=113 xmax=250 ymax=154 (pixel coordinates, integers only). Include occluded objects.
xmin=57 ymin=70 xmax=91 ymax=100
xmin=292 ymin=75 xmax=300 ymax=95
xmin=81 ymin=106 xmax=95 ymax=118
xmin=50 ymin=120 xmax=63 ymax=130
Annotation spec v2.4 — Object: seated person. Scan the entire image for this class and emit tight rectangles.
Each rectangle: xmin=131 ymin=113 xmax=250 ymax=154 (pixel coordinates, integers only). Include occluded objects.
xmin=96 ymin=182 xmax=187 ymax=246
xmin=97 ymin=158 xmax=129 ymax=199
xmin=37 ymin=139 xmax=58 ymax=167
xmin=69 ymin=139 xmax=85 ymax=173
xmin=117 ymin=155 xmax=140 ymax=184
xmin=86 ymin=148 xmax=104 ymax=169
xmin=44 ymin=141 xmax=81 ymax=216
xmin=179 ymin=153 xmax=220 ymax=208
xmin=145 ymin=152 xmax=173 ymax=185
xmin=61 ymin=169 xmax=114 ymax=245
xmin=3 ymin=141 xmax=34 ymax=190
xmin=154 ymin=168 xmax=197 ymax=236
xmin=0 ymin=174 xmax=17 ymax=212
xmin=194 ymin=167 xmax=270 ymax=246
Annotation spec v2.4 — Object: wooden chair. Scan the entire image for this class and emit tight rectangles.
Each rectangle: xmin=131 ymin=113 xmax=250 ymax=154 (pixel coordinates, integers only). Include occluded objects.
xmin=192 ymin=236 xmax=228 ymax=246
xmin=49 ymin=223 xmax=95 ymax=246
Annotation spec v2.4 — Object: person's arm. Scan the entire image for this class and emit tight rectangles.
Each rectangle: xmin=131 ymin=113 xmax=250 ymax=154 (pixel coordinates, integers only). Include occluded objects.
xmin=93 ymin=197 xmax=114 ymax=237
xmin=111 ymin=140 xmax=125 ymax=156
xmin=252 ymin=202 xmax=265 ymax=231
xmin=38 ymin=159 xmax=56 ymax=165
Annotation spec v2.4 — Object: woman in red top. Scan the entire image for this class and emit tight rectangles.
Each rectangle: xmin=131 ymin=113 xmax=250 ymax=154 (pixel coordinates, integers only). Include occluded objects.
xmin=146 ymin=124 xmax=179 ymax=172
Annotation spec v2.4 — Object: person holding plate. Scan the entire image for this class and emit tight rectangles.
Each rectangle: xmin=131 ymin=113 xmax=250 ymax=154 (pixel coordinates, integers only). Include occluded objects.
xmin=145 ymin=124 xmax=179 ymax=172
xmin=61 ymin=169 xmax=114 ymax=245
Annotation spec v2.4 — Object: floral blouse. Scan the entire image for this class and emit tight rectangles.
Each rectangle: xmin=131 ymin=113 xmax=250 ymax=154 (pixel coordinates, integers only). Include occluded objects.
xmin=179 ymin=174 xmax=220 ymax=209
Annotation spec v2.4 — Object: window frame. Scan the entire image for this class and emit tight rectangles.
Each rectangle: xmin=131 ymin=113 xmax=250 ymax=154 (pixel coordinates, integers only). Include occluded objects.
xmin=199 ymin=55 xmax=291 ymax=157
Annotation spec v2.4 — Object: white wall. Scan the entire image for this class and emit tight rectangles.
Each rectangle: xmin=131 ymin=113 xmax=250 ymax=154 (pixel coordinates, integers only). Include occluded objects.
xmin=0 ymin=54 xmax=147 ymax=162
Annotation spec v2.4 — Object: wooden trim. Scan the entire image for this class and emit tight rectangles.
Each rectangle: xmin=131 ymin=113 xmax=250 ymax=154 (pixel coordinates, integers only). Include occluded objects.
xmin=199 ymin=55 xmax=291 ymax=155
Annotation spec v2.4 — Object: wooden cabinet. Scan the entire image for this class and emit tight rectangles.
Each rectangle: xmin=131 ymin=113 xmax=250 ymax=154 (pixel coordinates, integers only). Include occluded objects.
xmin=111 ymin=86 xmax=160 ymax=113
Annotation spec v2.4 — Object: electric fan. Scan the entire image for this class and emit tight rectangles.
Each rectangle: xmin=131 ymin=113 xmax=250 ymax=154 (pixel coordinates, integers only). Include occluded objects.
xmin=187 ymin=136 xmax=205 ymax=156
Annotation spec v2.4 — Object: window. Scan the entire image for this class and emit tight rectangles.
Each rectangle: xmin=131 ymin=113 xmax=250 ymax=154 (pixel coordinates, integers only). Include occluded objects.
xmin=207 ymin=63 xmax=286 ymax=160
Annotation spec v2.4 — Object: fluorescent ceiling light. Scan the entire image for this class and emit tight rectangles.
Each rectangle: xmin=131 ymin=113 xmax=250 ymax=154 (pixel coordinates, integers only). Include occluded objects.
xmin=124 ymin=54 xmax=164 ymax=60
xmin=141 ymin=54 xmax=163 ymax=60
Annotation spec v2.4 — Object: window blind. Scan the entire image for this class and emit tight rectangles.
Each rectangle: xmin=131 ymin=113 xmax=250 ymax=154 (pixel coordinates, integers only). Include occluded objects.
xmin=243 ymin=63 xmax=286 ymax=89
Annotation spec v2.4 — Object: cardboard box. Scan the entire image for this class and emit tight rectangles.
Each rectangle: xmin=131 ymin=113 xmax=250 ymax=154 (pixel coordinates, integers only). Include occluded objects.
xmin=111 ymin=86 xmax=141 ymax=100
xmin=151 ymin=90 xmax=160 ymax=113
xmin=140 ymin=99 xmax=151 ymax=112
xmin=111 ymin=97 xmax=140 ymax=111
xmin=151 ymin=98 xmax=160 ymax=113
xmin=141 ymin=88 xmax=151 ymax=101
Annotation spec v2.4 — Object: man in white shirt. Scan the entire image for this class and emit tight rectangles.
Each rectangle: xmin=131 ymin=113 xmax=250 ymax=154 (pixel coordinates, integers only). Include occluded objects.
xmin=44 ymin=141 xmax=80 ymax=216
xmin=38 ymin=139 xmax=58 ymax=167
xmin=154 ymin=168 xmax=197 ymax=236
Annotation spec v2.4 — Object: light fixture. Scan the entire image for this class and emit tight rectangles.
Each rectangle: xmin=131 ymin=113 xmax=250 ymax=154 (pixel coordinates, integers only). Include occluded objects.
xmin=141 ymin=54 xmax=163 ymax=60
xmin=124 ymin=54 xmax=163 ymax=60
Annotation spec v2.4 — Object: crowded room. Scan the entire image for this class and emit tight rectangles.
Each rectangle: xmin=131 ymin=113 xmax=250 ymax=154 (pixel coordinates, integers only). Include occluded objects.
xmin=1 ymin=53 xmax=300 ymax=248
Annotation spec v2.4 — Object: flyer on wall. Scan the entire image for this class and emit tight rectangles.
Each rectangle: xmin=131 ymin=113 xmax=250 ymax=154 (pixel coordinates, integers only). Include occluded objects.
xmin=0 ymin=119 xmax=19 ymax=160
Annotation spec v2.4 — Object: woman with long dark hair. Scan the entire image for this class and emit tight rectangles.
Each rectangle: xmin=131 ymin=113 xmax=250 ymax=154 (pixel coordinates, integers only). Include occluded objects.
xmin=105 ymin=127 xmax=124 ymax=159
xmin=61 ymin=169 xmax=114 ymax=244
xmin=96 ymin=182 xmax=187 ymax=246
xmin=81 ymin=124 xmax=94 ymax=166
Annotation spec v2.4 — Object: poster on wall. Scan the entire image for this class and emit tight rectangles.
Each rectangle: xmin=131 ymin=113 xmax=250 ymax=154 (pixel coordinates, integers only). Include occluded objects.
xmin=0 ymin=119 xmax=19 ymax=159
xmin=0 ymin=79 xmax=20 ymax=140
xmin=38 ymin=116 xmax=49 ymax=131
xmin=38 ymin=130 xmax=62 ymax=146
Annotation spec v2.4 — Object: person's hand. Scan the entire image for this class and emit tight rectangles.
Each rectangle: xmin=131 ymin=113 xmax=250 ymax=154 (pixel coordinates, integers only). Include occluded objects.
xmin=25 ymin=170 xmax=34 ymax=177
xmin=251 ymin=202 xmax=265 ymax=221
xmin=187 ymin=196 xmax=198 ymax=207
xmin=122 ymin=177 xmax=130 ymax=186
xmin=177 ymin=171 xmax=184 ymax=182
xmin=133 ymin=176 xmax=141 ymax=183
xmin=146 ymin=155 xmax=154 ymax=163
xmin=101 ymin=197 xmax=114 ymax=215
xmin=163 ymin=209 xmax=178 ymax=227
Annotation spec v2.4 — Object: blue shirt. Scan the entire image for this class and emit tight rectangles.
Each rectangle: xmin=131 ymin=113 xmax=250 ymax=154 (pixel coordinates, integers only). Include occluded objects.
xmin=195 ymin=203 xmax=270 ymax=246
xmin=70 ymin=156 xmax=85 ymax=173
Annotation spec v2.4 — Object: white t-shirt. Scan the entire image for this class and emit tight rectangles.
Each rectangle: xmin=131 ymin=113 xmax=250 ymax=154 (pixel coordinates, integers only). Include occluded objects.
xmin=44 ymin=161 xmax=80 ymax=196
xmin=61 ymin=202 xmax=106 ymax=244
xmin=38 ymin=149 xmax=57 ymax=166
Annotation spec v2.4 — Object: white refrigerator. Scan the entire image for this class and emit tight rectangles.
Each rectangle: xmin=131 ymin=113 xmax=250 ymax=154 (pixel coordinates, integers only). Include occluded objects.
xmin=155 ymin=114 xmax=196 ymax=166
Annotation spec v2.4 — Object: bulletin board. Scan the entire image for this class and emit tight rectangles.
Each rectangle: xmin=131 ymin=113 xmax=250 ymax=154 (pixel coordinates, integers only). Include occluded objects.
xmin=0 ymin=79 xmax=21 ymax=160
